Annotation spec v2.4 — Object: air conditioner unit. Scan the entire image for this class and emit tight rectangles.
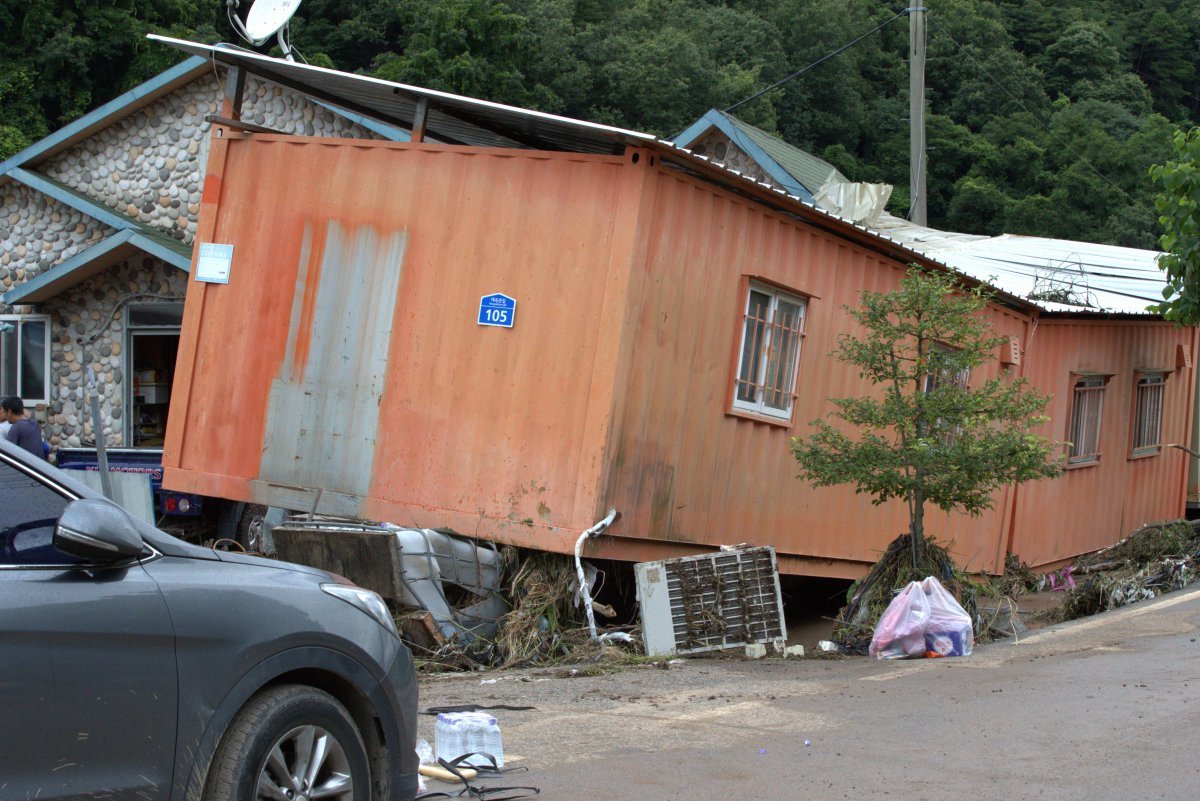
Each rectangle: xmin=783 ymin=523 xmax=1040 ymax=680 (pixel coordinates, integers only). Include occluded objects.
xmin=635 ymin=546 xmax=787 ymax=656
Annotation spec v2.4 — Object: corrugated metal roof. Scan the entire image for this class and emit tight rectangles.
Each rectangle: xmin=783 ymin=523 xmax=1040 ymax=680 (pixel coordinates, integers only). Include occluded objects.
xmin=871 ymin=212 xmax=1165 ymax=315
xmin=147 ymin=36 xmax=654 ymax=154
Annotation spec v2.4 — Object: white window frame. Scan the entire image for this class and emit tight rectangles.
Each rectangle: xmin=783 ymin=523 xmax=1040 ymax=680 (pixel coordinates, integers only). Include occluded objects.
xmin=1068 ymin=374 xmax=1108 ymax=464
xmin=0 ymin=314 xmax=51 ymax=405
xmin=1131 ymin=371 xmax=1167 ymax=456
xmin=732 ymin=282 xmax=807 ymax=421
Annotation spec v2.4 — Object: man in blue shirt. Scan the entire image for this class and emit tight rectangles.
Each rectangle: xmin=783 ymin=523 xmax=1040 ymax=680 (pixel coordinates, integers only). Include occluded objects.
xmin=2 ymin=397 xmax=45 ymax=459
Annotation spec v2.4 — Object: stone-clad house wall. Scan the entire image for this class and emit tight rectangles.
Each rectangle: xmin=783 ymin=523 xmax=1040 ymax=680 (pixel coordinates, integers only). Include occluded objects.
xmin=49 ymin=257 xmax=189 ymax=447
xmin=1 ymin=184 xmax=114 ymax=292
xmin=39 ymin=75 xmax=379 ymax=250
xmin=687 ymin=129 xmax=775 ymax=189
xmin=0 ymin=71 xmax=385 ymax=449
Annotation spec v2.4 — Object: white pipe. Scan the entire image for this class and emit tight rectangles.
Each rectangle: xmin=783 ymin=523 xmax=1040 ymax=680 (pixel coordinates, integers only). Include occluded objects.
xmin=574 ymin=508 xmax=619 ymax=640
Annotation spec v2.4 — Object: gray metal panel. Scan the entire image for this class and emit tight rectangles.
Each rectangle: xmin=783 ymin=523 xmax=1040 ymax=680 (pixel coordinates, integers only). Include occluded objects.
xmin=147 ymin=36 xmax=655 ymax=155
xmin=259 ymin=220 xmax=406 ymax=498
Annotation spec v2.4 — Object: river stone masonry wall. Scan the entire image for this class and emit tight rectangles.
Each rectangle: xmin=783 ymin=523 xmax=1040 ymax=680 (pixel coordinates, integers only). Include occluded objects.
xmin=42 ymin=75 xmax=381 ymax=250
xmin=47 ymin=256 xmax=188 ymax=448
xmin=1 ymin=183 xmax=114 ymax=300
xmin=688 ymin=130 xmax=776 ymax=189
xmin=6 ymin=70 xmax=386 ymax=447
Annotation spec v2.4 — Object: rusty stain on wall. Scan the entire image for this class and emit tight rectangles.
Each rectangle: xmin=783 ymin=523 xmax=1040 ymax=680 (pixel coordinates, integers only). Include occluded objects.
xmin=260 ymin=220 xmax=407 ymax=497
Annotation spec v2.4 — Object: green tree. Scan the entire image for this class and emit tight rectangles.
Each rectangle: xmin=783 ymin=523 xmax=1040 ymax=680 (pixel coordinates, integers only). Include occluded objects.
xmin=1150 ymin=127 xmax=1200 ymax=323
xmin=791 ymin=268 xmax=1061 ymax=566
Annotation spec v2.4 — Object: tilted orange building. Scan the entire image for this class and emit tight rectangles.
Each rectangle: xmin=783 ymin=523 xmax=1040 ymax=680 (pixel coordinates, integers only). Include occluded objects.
xmin=157 ymin=38 xmax=1196 ymax=578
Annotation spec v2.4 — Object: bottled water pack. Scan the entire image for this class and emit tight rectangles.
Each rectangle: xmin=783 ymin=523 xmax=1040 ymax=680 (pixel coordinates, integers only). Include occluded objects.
xmin=434 ymin=711 xmax=505 ymax=767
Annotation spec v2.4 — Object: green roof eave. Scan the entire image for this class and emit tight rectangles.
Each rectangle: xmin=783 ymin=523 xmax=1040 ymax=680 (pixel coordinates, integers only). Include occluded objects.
xmin=3 ymin=228 xmax=190 ymax=305
xmin=673 ymin=110 xmax=847 ymax=202
xmin=7 ymin=168 xmax=192 ymax=268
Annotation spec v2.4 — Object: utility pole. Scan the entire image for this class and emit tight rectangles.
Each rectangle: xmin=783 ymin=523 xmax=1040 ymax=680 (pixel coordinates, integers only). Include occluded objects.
xmin=908 ymin=5 xmax=927 ymax=225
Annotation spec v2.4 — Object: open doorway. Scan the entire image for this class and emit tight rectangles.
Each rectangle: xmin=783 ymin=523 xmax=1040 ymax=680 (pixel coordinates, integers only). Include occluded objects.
xmin=126 ymin=303 xmax=183 ymax=447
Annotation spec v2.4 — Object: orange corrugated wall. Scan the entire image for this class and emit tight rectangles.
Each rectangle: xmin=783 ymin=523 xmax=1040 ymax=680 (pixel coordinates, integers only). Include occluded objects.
xmin=165 ymin=132 xmax=1196 ymax=577
xmin=166 ymin=135 xmax=649 ymax=553
xmin=599 ymin=167 xmax=1033 ymax=577
xmin=1010 ymin=319 xmax=1196 ymax=565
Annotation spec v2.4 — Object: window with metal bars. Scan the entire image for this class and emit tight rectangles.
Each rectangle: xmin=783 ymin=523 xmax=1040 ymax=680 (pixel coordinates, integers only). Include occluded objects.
xmin=1132 ymin=372 xmax=1166 ymax=455
xmin=732 ymin=283 xmax=807 ymax=421
xmin=1067 ymin=375 xmax=1107 ymax=464
xmin=921 ymin=343 xmax=970 ymax=395
xmin=922 ymin=343 xmax=970 ymax=444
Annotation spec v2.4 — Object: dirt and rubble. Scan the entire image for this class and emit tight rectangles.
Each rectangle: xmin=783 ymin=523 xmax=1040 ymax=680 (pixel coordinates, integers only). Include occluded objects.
xmin=396 ymin=518 xmax=1200 ymax=676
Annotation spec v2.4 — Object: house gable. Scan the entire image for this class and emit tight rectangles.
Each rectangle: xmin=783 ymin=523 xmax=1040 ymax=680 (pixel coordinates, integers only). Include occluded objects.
xmin=673 ymin=110 xmax=847 ymax=202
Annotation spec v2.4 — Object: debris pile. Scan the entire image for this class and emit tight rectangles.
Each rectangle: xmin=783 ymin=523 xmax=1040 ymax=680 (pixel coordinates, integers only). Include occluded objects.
xmin=415 ymin=549 xmax=641 ymax=671
xmin=1059 ymin=520 xmax=1200 ymax=620
xmin=493 ymin=550 xmax=593 ymax=668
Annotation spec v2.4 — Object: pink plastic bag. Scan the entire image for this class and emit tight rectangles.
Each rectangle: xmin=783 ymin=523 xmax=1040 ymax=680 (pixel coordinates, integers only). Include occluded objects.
xmin=869 ymin=577 xmax=973 ymax=659
xmin=869 ymin=580 xmax=930 ymax=659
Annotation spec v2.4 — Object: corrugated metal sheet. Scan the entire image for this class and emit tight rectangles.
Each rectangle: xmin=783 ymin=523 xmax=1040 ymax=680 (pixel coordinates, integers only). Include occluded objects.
xmin=1009 ymin=320 xmax=1196 ymax=565
xmin=147 ymin=36 xmax=1051 ymax=322
xmin=147 ymin=36 xmax=653 ymax=155
xmin=871 ymin=215 xmax=1167 ymax=315
xmin=165 ymin=135 xmax=646 ymax=550
xmin=600 ymin=167 xmax=1022 ymax=576
xmin=164 ymin=132 xmax=1196 ymax=577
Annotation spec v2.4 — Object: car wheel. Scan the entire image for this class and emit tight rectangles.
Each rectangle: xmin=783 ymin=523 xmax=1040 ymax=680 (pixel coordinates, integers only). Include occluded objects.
xmin=203 ymin=684 xmax=370 ymax=801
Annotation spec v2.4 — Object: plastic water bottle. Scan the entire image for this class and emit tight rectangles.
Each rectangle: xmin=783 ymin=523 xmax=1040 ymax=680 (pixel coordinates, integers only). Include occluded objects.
xmin=435 ymin=712 xmax=504 ymax=767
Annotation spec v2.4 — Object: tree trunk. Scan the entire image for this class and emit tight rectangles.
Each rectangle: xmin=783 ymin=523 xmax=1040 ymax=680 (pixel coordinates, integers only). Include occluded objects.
xmin=911 ymin=477 xmax=925 ymax=567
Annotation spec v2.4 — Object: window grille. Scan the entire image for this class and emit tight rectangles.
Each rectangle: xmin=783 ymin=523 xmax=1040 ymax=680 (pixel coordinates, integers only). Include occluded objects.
xmin=921 ymin=344 xmax=970 ymax=444
xmin=732 ymin=284 xmax=806 ymax=420
xmin=1068 ymin=376 xmax=1106 ymax=463
xmin=1132 ymin=372 xmax=1166 ymax=454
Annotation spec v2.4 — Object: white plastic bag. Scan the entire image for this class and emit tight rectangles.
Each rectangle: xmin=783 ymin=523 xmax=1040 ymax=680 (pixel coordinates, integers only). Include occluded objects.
xmin=869 ymin=580 xmax=930 ymax=659
xmin=869 ymin=576 xmax=973 ymax=659
xmin=920 ymin=576 xmax=973 ymax=657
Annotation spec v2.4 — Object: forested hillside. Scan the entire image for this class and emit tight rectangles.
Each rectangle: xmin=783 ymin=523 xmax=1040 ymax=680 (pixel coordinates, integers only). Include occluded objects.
xmin=2 ymin=0 xmax=1197 ymax=247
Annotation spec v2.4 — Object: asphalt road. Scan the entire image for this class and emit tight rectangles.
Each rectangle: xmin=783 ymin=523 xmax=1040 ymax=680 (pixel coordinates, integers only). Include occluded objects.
xmin=417 ymin=586 xmax=1200 ymax=800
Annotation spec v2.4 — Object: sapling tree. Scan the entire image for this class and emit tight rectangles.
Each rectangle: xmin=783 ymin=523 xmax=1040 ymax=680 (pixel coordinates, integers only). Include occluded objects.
xmin=791 ymin=267 xmax=1062 ymax=566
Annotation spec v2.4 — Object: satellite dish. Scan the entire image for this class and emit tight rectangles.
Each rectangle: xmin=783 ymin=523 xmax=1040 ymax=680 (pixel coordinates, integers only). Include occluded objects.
xmin=227 ymin=0 xmax=303 ymax=60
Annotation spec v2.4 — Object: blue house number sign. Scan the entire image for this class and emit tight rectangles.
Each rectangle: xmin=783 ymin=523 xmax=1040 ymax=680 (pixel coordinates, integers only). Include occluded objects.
xmin=478 ymin=293 xmax=516 ymax=328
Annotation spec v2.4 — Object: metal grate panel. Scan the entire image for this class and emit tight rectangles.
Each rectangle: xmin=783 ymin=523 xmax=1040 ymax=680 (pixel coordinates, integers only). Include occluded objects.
xmin=636 ymin=547 xmax=786 ymax=656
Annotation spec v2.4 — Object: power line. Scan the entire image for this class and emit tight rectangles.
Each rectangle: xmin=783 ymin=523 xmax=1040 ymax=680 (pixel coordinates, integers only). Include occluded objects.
xmin=725 ymin=10 xmax=908 ymax=113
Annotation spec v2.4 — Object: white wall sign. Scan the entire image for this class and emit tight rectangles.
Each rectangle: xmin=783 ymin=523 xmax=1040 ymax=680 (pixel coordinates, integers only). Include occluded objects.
xmin=196 ymin=243 xmax=234 ymax=284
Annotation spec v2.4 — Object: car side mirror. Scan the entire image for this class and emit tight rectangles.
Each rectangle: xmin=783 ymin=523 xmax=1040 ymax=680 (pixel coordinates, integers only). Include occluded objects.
xmin=54 ymin=498 xmax=146 ymax=563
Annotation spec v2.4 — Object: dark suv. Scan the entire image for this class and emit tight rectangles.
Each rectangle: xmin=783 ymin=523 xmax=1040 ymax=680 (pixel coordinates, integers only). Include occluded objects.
xmin=0 ymin=439 xmax=418 ymax=801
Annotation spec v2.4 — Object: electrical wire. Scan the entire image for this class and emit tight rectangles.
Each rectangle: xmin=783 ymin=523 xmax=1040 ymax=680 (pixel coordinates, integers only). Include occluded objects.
xmin=725 ymin=9 xmax=909 ymax=113
xmin=77 ymin=293 xmax=184 ymax=348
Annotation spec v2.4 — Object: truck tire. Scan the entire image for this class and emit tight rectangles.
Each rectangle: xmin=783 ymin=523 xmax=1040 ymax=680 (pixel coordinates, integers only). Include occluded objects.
xmin=236 ymin=503 xmax=269 ymax=551
xmin=203 ymin=684 xmax=370 ymax=801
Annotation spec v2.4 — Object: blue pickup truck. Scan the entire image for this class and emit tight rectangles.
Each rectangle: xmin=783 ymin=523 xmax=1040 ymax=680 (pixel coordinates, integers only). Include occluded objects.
xmin=56 ymin=447 xmax=203 ymax=518
xmin=55 ymin=448 xmax=261 ymax=544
